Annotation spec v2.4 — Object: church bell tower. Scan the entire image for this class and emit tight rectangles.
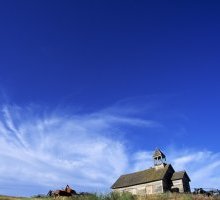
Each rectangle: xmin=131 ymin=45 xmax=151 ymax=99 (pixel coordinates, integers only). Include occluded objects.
xmin=153 ymin=148 xmax=166 ymax=169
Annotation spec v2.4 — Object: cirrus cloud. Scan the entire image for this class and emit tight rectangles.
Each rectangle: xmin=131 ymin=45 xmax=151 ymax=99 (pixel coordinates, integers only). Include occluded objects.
xmin=0 ymin=103 xmax=219 ymax=196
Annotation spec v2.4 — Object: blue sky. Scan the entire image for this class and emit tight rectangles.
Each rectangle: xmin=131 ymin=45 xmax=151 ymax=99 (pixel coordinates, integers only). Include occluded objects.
xmin=0 ymin=0 xmax=220 ymax=196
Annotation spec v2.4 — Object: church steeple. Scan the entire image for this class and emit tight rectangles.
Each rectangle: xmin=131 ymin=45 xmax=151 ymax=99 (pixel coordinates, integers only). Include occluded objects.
xmin=153 ymin=148 xmax=166 ymax=167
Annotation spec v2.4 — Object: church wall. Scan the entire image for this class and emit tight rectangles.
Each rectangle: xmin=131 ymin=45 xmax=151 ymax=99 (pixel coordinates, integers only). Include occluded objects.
xmin=182 ymin=177 xmax=191 ymax=192
xmin=113 ymin=180 xmax=163 ymax=195
xmin=172 ymin=179 xmax=184 ymax=193
xmin=162 ymin=166 xmax=175 ymax=192
xmin=172 ymin=177 xmax=191 ymax=193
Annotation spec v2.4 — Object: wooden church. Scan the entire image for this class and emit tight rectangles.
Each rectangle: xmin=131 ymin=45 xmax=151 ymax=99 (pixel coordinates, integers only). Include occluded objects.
xmin=111 ymin=149 xmax=191 ymax=195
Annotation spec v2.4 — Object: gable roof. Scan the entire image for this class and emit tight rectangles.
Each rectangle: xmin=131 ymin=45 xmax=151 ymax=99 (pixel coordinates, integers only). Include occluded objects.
xmin=111 ymin=164 xmax=173 ymax=189
xmin=171 ymin=171 xmax=191 ymax=182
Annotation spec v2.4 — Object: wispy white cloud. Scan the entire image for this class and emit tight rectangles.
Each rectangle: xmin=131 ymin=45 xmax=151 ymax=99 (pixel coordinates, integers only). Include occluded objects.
xmin=171 ymin=150 xmax=220 ymax=189
xmin=130 ymin=151 xmax=153 ymax=172
xmin=0 ymin=103 xmax=219 ymax=196
xmin=0 ymin=104 xmax=156 ymax=196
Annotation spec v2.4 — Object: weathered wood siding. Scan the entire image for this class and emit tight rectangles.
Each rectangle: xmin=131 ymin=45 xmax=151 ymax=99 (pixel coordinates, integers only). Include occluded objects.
xmin=113 ymin=180 xmax=163 ymax=195
xmin=172 ymin=179 xmax=184 ymax=192
xmin=172 ymin=177 xmax=190 ymax=193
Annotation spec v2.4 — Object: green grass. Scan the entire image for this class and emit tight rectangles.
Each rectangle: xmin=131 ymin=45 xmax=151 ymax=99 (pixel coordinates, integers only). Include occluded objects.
xmin=0 ymin=193 xmax=219 ymax=200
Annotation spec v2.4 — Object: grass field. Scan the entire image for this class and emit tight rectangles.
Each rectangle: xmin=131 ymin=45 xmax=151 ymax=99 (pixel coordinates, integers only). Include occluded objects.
xmin=0 ymin=193 xmax=220 ymax=200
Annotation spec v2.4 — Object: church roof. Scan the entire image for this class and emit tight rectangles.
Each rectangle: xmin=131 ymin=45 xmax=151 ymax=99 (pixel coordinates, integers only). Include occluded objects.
xmin=171 ymin=171 xmax=191 ymax=182
xmin=111 ymin=164 xmax=174 ymax=189
xmin=153 ymin=149 xmax=166 ymax=158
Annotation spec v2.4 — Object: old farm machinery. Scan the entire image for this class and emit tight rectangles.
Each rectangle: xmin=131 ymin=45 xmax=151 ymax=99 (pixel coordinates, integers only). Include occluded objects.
xmin=48 ymin=185 xmax=77 ymax=197
xmin=193 ymin=188 xmax=220 ymax=196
